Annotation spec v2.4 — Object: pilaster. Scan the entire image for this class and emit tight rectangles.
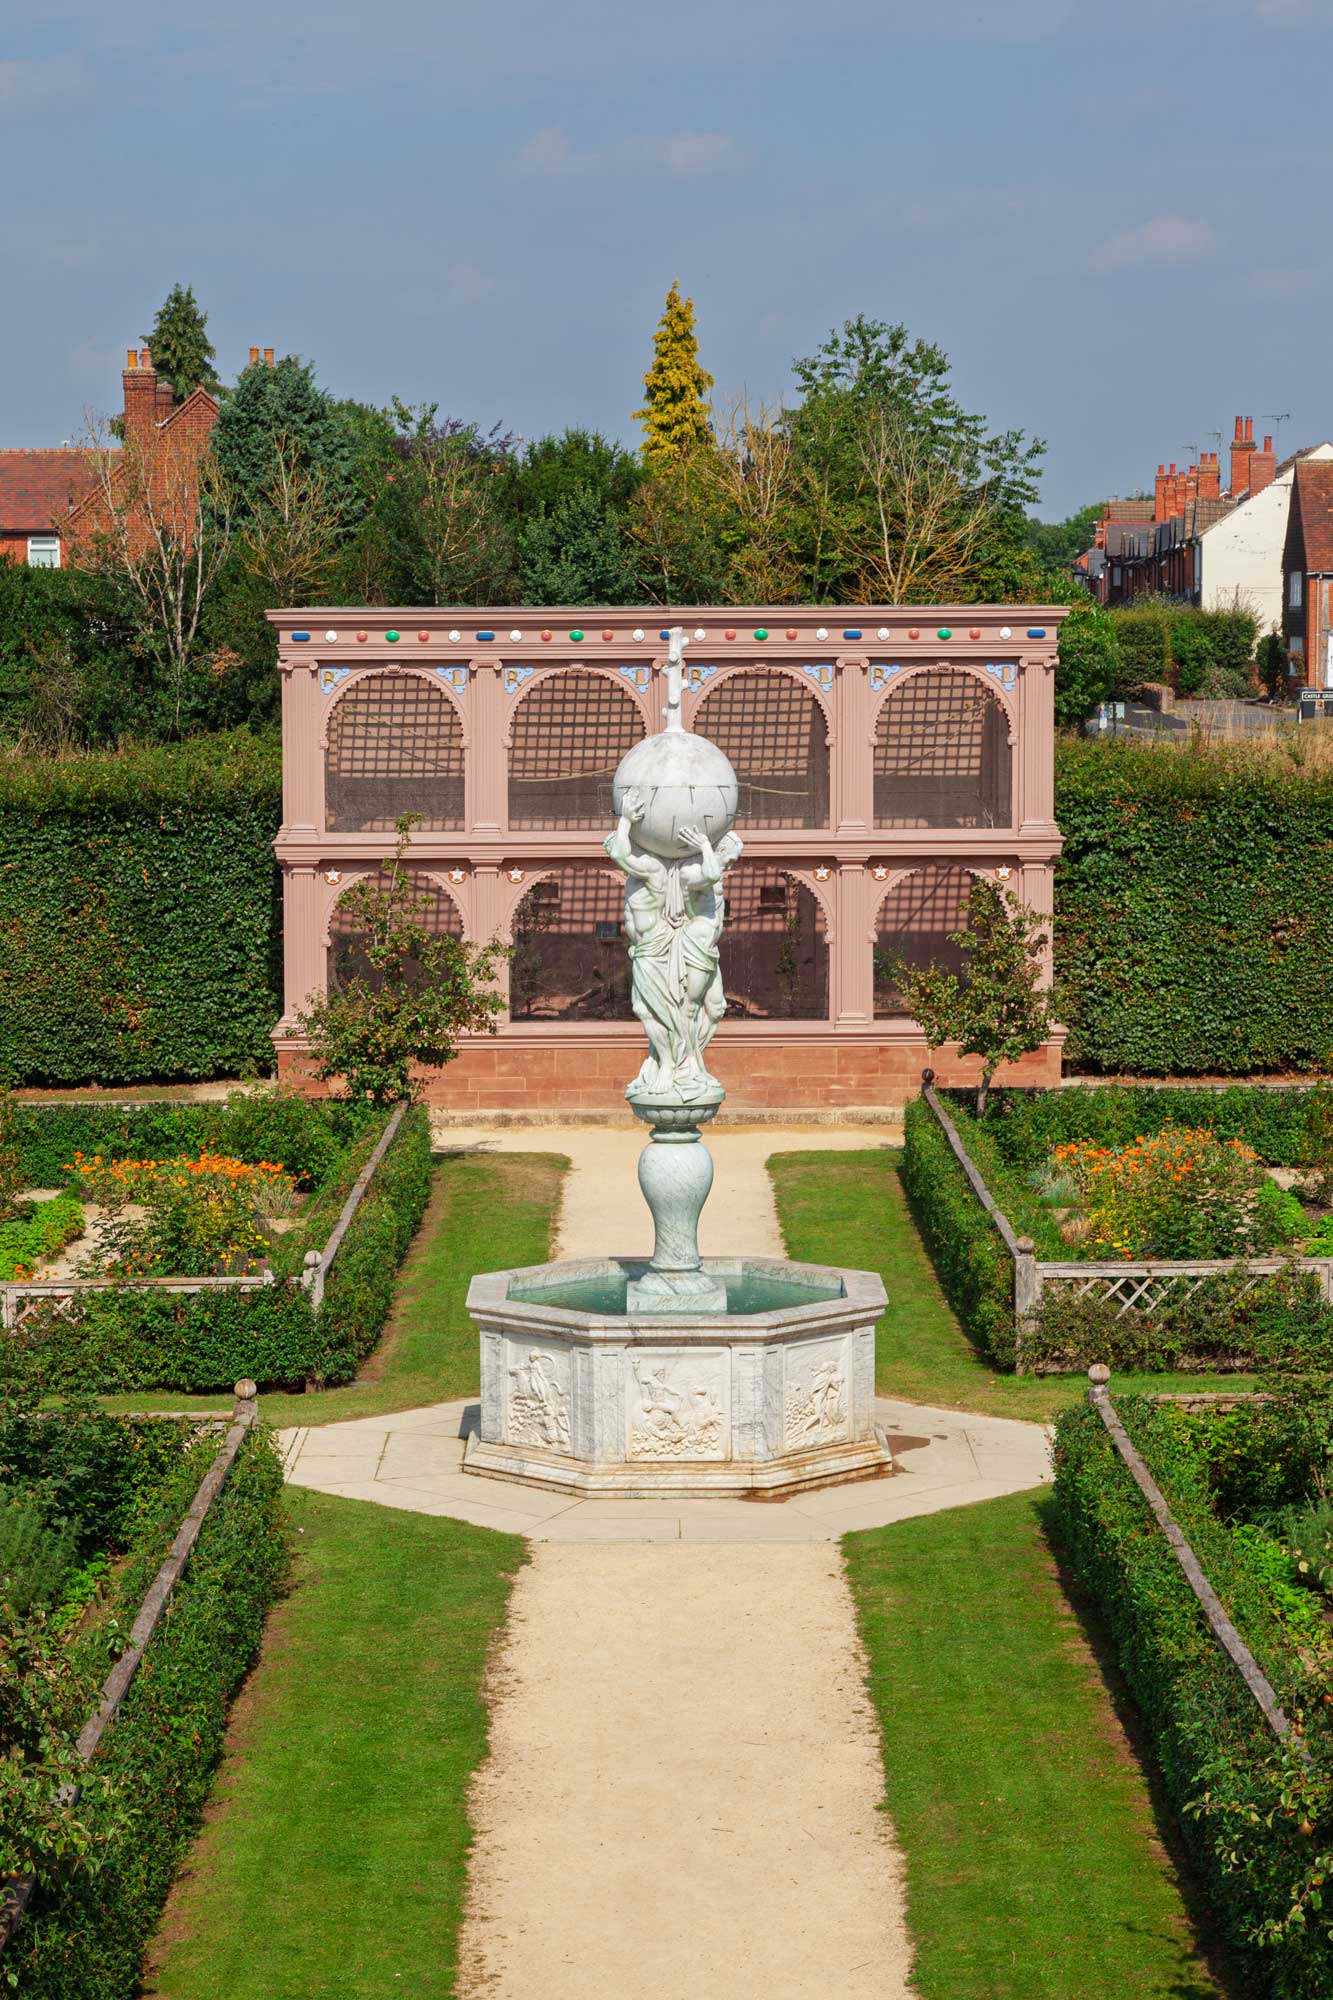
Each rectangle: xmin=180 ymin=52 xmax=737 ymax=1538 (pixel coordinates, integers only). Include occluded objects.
xmin=468 ymin=661 xmax=507 ymax=834
xmin=833 ymin=863 xmax=874 ymax=1025
xmin=282 ymin=864 xmax=324 ymax=1021
xmin=281 ymin=661 xmax=322 ymax=834
xmin=833 ymin=655 xmax=872 ymax=834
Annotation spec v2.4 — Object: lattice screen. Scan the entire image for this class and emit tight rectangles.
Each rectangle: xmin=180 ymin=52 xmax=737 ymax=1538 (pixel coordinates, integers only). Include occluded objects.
xmin=874 ymin=864 xmax=972 ymax=1017
xmin=509 ymin=865 xmax=634 ymax=1020
xmin=874 ymin=673 xmax=1011 ymax=829
xmin=721 ymin=866 xmax=829 ymax=1020
xmin=695 ymin=673 xmax=829 ymax=829
xmin=509 ymin=672 xmax=645 ymax=830
xmin=328 ymin=868 xmax=463 ymax=991
xmin=325 ymin=676 xmax=465 ymax=831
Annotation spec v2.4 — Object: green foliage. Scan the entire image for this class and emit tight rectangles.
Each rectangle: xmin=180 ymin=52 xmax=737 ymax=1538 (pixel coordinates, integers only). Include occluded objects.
xmin=1106 ymin=601 xmax=1259 ymax=697
xmin=212 ymin=355 xmax=363 ymax=526
xmin=0 ymin=732 xmax=281 ymax=1085
xmin=901 ymin=1097 xmax=1017 ymax=1367
xmin=1025 ymin=1266 xmax=1333 ymax=1374
xmin=517 ymin=483 xmax=642 ymax=603
xmin=6 ymin=1428 xmax=286 ymax=1997
xmin=1110 ymin=608 xmax=1171 ymax=688
xmin=891 ymin=878 xmax=1051 ymax=1114
xmin=0 ymin=1197 xmax=84 ymax=1279
xmin=1054 ymin=734 xmax=1333 ymax=1074
xmin=1259 ymin=630 xmax=1292 ymax=700
xmin=142 ymin=284 xmax=223 ymax=403
xmin=1023 ymin=501 xmax=1104 ymax=568
xmin=0 ymin=1487 xmax=78 ymax=1614
xmin=980 ymin=1081 xmax=1333 ymax=1173
xmin=298 ymin=817 xmax=504 ymax=1105
xmin=634 ymin=281 xmax=714 ymax=463
xmin=1053 ymin=598 xmax=1123 ymax=726
xmin=1054 ymin=1396 xmax=1333 ymax=1994
xmin=315 ymin=1104 xmax=432 ymax=1378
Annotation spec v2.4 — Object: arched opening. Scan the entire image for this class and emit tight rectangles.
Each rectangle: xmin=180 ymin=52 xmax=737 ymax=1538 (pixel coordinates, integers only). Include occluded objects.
xmin=328 ymin=868 xmax=463 ymax=991
xmin=695 ymin=672 xmax=829 ymax=829
xmin=509 ymin=865 xmax=634 ymax=1021
xmin=874 ymin=672 xmax=1011 ymax=828
xmin=508 ymin=671 xmax=645 ymax=830
xmin=874 ymin=865 xmax=974 ymax=1017
xmin=719 ymin=866 xmax=829 ymax=1021
xmin=325 ymin=675 xmax=464 ymax=831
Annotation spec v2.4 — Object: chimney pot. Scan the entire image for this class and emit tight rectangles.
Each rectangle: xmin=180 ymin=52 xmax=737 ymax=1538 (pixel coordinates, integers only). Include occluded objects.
xmin=1234 ymin=416 xmax=1244 ymax=440
xmin=263 ymin=347 xmax=274 ymax=367
xmin=248 ymin=345 xmax=259 ymax=365
xmin=125 ymin=347 xmax=137 ymax=370
xmin=1264 ymin=436 xmax=1273 ymax=453
xmin=139 ymin=349 xmax=151 ymax=370
xmin=1245 ymin=416 xmax=1254 ymax=441
xmin=1158 ymin=463 xmax=1165 ymax=475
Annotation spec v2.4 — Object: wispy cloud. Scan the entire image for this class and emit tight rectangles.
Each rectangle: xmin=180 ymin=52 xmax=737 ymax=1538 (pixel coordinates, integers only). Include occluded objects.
xmin=0 ymin=55 xmax=89 ymax=110
xmin=1090 ymin=215 xmax=1215 ymax=270
xmin=515 ymin=124 xmax=736 ymax=179
xmin=1253 ymin=0 xmax=1324 ymax=25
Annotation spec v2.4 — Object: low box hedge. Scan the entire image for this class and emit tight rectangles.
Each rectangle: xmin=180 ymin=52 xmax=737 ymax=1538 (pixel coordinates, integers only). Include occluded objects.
xmin=4 ymin=1417 xmax=287 ymax=1998
xmin=2 ymin=1099 xmax=433 ymax=1394
xmin=1054 ymin=1395 xmax=1333 ymax=1999
xmin=901 ymin=1096 xmax=1017 ymax=1368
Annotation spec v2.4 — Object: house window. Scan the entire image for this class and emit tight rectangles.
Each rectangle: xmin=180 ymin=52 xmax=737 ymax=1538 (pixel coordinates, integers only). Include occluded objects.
xmin=1290 ymin=571 xmax=1304 ymax=609
xmin=26 ymin=535 xmax=60 ymax=568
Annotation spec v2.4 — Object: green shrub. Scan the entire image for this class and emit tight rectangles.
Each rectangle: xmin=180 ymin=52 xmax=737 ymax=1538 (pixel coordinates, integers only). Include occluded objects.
xmin=1054 ymin=1397 xmax=1333 ymax=1996
xmin=6 ymin=1426 xmax=287 ymax=1998
xmin=901 ymin=1097 xmax=1017 ymax=1367
xmin=315 ymin=1103 xmax=433 ymax=1377
xmin=0 ymin=1488 xmax=78 ymax=1614
xmin=1024 ymin=1266 xmax=1333 ymax=1374
xmin=0 ymin=733 xmax=281 ymax=1085
xmin=1054 ymin=735 xmax=1333 ymax=1074
xmin=0 ymin=1196 xmax=84 ymax=1278
xmin=1109 ymin=610 xmax=1170 ymax=690
xmin=981 ymin=1083 xmax=1333 ymax=1173
xmin=1054 ymin=599 xmax=1123 ymax=726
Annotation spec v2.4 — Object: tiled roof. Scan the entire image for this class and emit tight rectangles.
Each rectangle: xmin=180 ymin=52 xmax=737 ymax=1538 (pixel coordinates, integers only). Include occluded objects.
xmin=1105 ymin=498 xmax=1155 ymax=524
xmin=0 ymin=449 xmax=95 ymax=534
xmin=1291 ymin=458 xmax=1333 ymax=573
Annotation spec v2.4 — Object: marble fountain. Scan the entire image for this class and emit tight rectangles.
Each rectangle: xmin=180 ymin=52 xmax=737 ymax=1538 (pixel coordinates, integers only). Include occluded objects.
xmin=463 ymin=629 xmax=893 ymax=1499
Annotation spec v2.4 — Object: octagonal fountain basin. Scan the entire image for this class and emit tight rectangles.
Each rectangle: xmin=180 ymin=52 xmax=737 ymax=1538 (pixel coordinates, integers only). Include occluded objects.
xmin=463 ymin=1256 xmax=894 ymax=1499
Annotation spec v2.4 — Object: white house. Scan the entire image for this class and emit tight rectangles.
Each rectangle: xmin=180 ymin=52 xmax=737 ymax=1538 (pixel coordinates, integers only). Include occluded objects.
xmin=1197 ymin=441 xmax=1333 ymax=632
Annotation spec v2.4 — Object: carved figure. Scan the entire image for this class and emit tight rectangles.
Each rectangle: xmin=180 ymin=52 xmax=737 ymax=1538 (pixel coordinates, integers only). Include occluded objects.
xmin=628 ymin=1354 xmax=724 ymax=1459
xmin=508 ymin=1348 xmax=571 ymax=1448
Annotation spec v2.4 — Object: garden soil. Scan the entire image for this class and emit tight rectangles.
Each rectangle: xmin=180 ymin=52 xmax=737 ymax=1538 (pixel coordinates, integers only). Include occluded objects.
xmin=458 ymin=1541 xmax=915 ymax=2000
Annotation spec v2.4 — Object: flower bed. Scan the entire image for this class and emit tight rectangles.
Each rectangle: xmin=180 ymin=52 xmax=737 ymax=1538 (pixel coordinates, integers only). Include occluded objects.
xmin=1054 ymin=1385 xmax=1333 ymax=1998
xmin=0 ymin=1400 xmax=286 ymax=1997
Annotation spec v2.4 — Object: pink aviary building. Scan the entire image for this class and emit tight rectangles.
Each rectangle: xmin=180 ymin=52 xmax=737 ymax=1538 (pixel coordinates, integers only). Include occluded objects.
xmin=268 ymin=605 xmax=1069 ymax=1110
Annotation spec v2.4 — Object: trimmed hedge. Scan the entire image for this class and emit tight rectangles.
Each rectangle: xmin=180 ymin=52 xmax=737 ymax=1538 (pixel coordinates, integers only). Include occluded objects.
xmin=1 ymin=1099 xmax=431 ymax=1393
xmin=1025 ymin=1266 xmax=1333 ymax=1375
xmin=6 ymin=1423 xmax=286 ymax=1998
xmin=979 ymin=1082 xmax=1333 ymax=1173
xmin=1055 ymin=737 xmax=1333 ymax=1075
xmin=0 ymin=733 xmax=282 ymax=1086
xmin=900 ymin=1096 xmax=1017 ymax=1368
xmin=1054 ymin=1397 xmax=1333 ymax=1998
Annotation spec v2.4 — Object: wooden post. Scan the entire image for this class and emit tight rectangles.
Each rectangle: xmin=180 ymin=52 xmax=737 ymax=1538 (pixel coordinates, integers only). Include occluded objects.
xmin=1014 ymin=1236 xmax=1039 ymax=1374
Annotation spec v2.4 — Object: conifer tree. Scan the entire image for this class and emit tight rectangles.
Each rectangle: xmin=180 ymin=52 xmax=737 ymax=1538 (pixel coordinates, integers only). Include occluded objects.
xmin=633 ymin=281 xmax=713 ymax=462
xmin=142 ymin=284 xmax=224 ymax=403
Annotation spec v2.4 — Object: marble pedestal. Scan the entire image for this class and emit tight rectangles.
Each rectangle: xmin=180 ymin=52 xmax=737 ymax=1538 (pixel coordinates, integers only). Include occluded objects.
xmin=463 ymin=1256 xmax=893 ymax=1499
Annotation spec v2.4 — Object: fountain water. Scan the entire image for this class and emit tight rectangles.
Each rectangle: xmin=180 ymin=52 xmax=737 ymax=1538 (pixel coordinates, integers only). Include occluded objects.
xmin=463 ymin=629 xmax=893 ymax=1497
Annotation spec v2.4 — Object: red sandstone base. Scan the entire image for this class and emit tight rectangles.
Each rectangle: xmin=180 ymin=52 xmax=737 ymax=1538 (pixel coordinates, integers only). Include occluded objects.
xmin=275 ymin=1025 xmax=1064 ymax=1114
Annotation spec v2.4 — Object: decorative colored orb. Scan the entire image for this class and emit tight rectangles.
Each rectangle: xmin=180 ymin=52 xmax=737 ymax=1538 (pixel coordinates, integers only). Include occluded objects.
xmin=1027 ymin=627 xmax=1047 ymax=638
xmin=602 ymin=629 xmax=614 ymax=641
xmin=908 ymin=628 xmax=920 ymax=640
xmin=569 ymin=629 xmax=584 ymax=641
xmin=632 ymin=627 xmax=645 ymax=642
xmin=325 ymin=629 xmax=339 ymax=642
xmin=936 ymin=627 xmax=952 ymax=640
xmin=418 ymin=631 xmax=430 ymax=642
xmin=786 ymin=628 xmax=798 ymax=640
xmin=724 ymin=628 xmax=736 ymax=640
xmin=998 ymin=626 xmax=1012 ymax=640
xmin=475 ymin=630 xmax=496 ymax=642
xmin=356 ymin=630 xmax=368 ymax=642
xmin=969 ymin=628 xmax=981 ymax=640
xmin=510 ymin=628 xmax=523 ymax=642
xmin=385 ymin=630 xmax=400 ymax=642
xmin=540 ymin=629 xmax=553 ymax=642
xmin=843 ymin=628 xmax=862 ymax=640
xmin=877 ymin=627 xmax=890 ymax=640
xmin=448 ymin=628 xmax=461 ymax=642
xmin=290 ymin=631 xmax=311 ymax=642
xmin=694 ymin=627 xmax=707 ymax=640
xmin=754 ymin=627 xmax=768 ymax=641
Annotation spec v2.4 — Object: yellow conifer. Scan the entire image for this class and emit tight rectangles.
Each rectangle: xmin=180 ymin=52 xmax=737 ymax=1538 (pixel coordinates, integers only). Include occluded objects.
xmin=633 ymin=281 xmax=714 ymax=462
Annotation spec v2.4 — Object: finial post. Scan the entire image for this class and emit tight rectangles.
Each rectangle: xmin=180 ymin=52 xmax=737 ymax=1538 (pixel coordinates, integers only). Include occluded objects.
xmin=664 ymin=626 xmax=688 ymax=730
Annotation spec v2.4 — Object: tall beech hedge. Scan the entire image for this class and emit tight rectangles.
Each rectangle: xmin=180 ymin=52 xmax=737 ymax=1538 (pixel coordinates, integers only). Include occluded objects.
xmin=0 ymin=732 xmax=282 ymax=1084
xmin=1055 ymin=737 xmax=1333 ymax=1074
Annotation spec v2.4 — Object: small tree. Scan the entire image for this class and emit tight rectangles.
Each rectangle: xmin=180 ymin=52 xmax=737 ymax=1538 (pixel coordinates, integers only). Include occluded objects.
xmin=297 ymin=819 xmax=505 ymax=1105
xmin=143 ymin=283 xmax=224 ymax=402
xmin=633 ymin=281 xmax=714 ymax=463
xmin=891 ymin=877 xmax=1051 ymax=1117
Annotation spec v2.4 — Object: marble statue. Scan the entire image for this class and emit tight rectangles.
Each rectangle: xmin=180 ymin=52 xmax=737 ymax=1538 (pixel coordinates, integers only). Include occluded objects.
xmin=604 ymin=632 xmax=743 ymax=1105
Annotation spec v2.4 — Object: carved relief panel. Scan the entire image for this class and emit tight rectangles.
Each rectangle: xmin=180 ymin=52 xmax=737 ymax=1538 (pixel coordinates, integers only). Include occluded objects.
xmin=626 ymin=1349 xmax=728 ymax=1461
xmin=783 ymin=1336 xmax=852 ymax=1451
xmin=504 ymin=1337 xmax=574 ymax=1454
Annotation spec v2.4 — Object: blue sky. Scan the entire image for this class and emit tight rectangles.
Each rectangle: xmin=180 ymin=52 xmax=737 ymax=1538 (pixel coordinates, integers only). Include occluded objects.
xmin=3 ymin=0 xmax=1331 ymax=515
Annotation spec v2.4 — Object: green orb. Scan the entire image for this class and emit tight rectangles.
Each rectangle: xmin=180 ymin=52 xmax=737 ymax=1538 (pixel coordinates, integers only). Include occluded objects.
xmin=569 ymin=628 xmax=584 ymax=642
xmin=385 ymin=629 xmax=400 ymax=642
xmin=754 ymin=627 xmax=769 ymax=640
xmin=937 ymin=626 xmax=952 ymax=639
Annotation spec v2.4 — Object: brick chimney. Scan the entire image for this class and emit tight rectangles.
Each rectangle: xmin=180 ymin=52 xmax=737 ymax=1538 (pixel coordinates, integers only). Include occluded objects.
xmin=122 ymin=346 xmax=159 ymax=446
xmin=1230 ymin=415 xmax=1255 ymax=496
xmin=1197 ymin=451 xmax=1220 ymax=500
xmin=1247 ymin=434 xmax=1277 ymax=498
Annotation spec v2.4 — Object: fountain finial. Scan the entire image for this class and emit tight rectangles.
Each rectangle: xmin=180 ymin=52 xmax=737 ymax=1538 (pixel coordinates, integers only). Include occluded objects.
xmin=664 ymin=626 xmax=687 ymax=731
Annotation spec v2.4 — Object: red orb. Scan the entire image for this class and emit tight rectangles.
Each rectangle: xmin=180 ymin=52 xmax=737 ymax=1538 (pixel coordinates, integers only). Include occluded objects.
xmin=540 ymin=629 xmax=553 ymax=641
xmin=969 ymin=627 xmax=981 ymax=640
xmin=602 ymin=629 xmax=614 ymax=641
xmin=724 ymin=628 xmax=736 ymax=640
xmin=355 ymin=630 xmax=368 ymax=642
xmin=418 ymin=630 xmax=429 ymax=642
xmin=785 ymin=627 xmax=798 ymax=639
xmin=908 ymin=628 xmax=920 ymax=639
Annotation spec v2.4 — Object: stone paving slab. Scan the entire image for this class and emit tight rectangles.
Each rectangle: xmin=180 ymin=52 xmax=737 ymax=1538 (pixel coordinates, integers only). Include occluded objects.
xmin=276 ymin=1393 xmax=1052 ymax=1542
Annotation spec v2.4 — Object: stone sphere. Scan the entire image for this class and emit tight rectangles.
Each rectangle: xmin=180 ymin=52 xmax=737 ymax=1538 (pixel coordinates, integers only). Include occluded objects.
xmin=612 ymin=728 xmax=739 ymax=861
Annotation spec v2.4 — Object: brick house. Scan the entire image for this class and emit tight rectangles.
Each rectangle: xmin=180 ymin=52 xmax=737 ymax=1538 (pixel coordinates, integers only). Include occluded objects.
xmin=1281 ymin=458 xmax=1333 ymax=687
xmin=0 ymin=347 xmax=222 ymax=569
